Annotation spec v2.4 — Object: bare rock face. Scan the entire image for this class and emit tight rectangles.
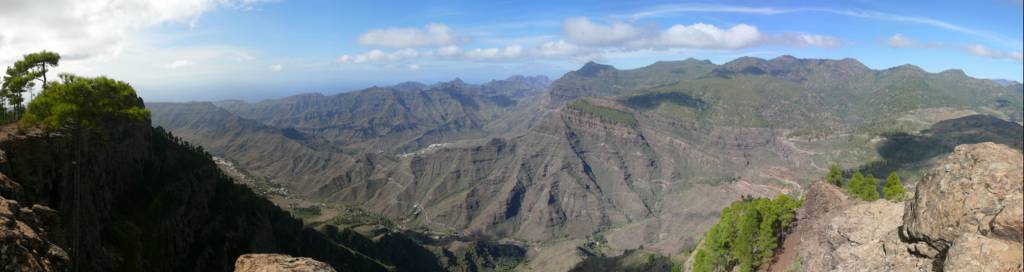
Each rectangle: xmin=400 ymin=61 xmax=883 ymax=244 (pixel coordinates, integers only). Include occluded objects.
xmin=902 ymin=142 xmax=1024 ymax=252
xmin=943 ymin=233 xmax=1023 ymax=272
xmin=825 ymin=201 xmax=932 ymax=272
xmin=0 ymin=194 xmax=68 ymax=272
xmin=234 ymin=254 xmax=335 ymax=272
xmin=784 ymin=186 xmax=932 ymax=272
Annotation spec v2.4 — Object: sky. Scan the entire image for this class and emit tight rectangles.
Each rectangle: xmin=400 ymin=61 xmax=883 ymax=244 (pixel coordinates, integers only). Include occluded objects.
xmin=1 ymin=0 xmax=1022 ymax=102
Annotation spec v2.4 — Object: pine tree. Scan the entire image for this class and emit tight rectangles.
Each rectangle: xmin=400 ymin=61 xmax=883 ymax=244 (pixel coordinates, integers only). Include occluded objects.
xmin=845 ymin=171 xmax=864 ymax=197
xmin=883 ymin=172 xmax=907 ymax=202
xmin=1 ymin=50 xmax=60 ymax=118
xmin=826 ymin=164 xmax=844 ymax=186
xmin=863 ymin=175 xmax=880 ymax=201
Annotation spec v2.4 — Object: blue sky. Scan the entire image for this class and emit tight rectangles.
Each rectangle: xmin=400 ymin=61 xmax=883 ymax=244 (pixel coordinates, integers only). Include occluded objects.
xmin=1 ymin=0 xmax=1021 ymax=101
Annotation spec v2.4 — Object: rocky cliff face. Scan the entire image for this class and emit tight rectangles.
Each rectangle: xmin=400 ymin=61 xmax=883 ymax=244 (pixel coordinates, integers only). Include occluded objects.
xmin=772 ymin=142 xmax=1023 ymax=272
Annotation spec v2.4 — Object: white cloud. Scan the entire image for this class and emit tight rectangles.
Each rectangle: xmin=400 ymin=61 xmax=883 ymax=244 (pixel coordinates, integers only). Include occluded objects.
xmin=966 ymin=44 xmax=999 ymax=58
xmin=464 ymin=45 xmax=523 ymax=60
xmin=269 ymin=64 xmax=283 ymax=71
xmin=656 ymin=23 xmax=761 ymax=49
xmin=436 ymin=45 xmax=462 ymax=57
xmin=339 ymin=18 xmax=839 ymax=66
xmin=357 ymin=23 xmax=460 ymax=48
xmin=534 ymin=40 xmax=582 ymax=56
xmin=559 ymin=18 xmax=834 ymax=50
xmin=964 ymin=44 xmax=1022 ymax=61
xmin=407 ymin=64 xmax=420 ymax=70
xmin=785 ymin=33 xmax=841 ymax=48
xmin=623 ymin=4 xmax=1019 ymax=48
xmin=337 ymin=48 xmax=426 ymax=63
xmin=1011 ymin=52 xmax=1024 ymax=61
xmin=563 ymin=17 xmax=645 ymax=46
xmin=887 ymin=34 xmax=914 ymax=48
xmin=0 ymin=0 xmax=267 ymax=64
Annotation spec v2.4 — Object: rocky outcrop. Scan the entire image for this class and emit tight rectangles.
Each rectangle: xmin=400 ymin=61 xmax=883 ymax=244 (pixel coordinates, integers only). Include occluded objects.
xmin=234 ymin=254 xmax=335 ymax=272
xmin=824 ymin=201 xmax=932 ymax=271
xmin=0 ymin=194 xmax=68 ymax=272
xmin=902 ymin=142 xmax=1023 ymax=251
xmin=772 ymin=182 xmax=932 ymax=272
xmin=773 ymin=142 xmax=1023 ymax=272
xmin=902 ymin=142 xmax=1023 ymax=270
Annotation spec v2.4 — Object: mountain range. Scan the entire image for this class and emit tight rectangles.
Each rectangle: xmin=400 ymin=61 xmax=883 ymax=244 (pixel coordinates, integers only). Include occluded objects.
xmin=147 ymin=55 xmax=1024 ymax=271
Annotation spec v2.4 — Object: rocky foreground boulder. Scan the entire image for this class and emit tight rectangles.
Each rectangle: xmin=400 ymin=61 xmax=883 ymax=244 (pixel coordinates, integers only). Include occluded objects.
xmin=234 ymin=254 xmax=335 ymax=272
xmin=772 ymin=142 xmax=1023 ymax=271
xmin=773 ymin=182 xmax=932 ymax=271
xmin=902 ymin=142 xmax=1023 ymax=271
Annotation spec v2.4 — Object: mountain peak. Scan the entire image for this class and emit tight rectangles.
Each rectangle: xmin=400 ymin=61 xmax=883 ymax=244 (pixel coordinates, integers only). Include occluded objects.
xmin=392 ymin=81 xmax=427 ymax=91
xmin=890 ymin=64 xmax=925 ymax=72
xmin=574 ymin=61 xmax=616 ymax=77
xmin=772 ymin=55 xmax=799 ymax=63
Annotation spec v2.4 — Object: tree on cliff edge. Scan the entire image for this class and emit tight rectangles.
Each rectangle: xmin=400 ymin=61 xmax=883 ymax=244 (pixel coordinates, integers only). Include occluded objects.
xmin=19 ymin=73 xmax=149 ymax=271
xmin=1 ymin=50 xmax=61 ymax=118
xmin=21 ymin=74 xmax=149 ymax=130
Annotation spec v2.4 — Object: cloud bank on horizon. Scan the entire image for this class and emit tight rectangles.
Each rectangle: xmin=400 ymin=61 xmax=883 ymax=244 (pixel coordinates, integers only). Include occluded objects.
xmin=0 ymin=0 xmax=1021 ymax=101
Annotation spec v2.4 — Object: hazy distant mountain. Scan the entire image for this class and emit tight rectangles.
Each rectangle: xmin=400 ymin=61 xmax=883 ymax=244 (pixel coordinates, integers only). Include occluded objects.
xmin=207 ymin=75 xmax=551 ymax=154
xmin=149 ymin=56 xmax=1023 ymax=269
xmin=990 ymin=78 xmax=1021 ymax=87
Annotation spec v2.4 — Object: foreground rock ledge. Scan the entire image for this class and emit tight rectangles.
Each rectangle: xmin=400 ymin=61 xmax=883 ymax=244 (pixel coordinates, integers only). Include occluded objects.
xmin=235 ymin=254 xmax=336 ymax=272
xmin=771 ymin=142 xmax=1023 ymax=272
xmin=903 ymin=142 xmax=1024 ymax=250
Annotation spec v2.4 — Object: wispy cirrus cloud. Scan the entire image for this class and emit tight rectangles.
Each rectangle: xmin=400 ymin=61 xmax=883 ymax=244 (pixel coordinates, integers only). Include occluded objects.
xmin=626 ymin=4 xmax=1020 ymax=48
xmin=964 ymin=44 xmax=1023 ymax=61
xmin=883 ymin=34 xmax=1021 ymax=62
xmin=560 ymin=17 xmax=837 ymax=50
xmin=627 ymin=4 xmax=788 ymax=19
